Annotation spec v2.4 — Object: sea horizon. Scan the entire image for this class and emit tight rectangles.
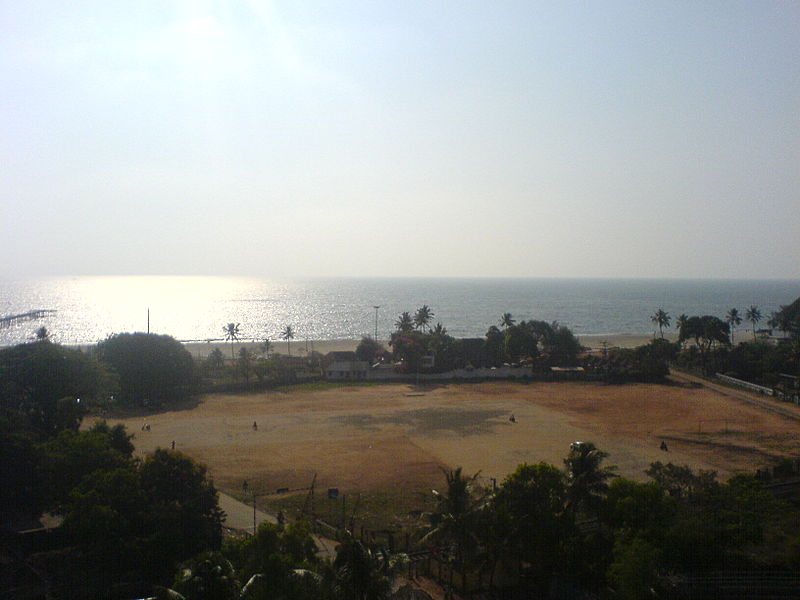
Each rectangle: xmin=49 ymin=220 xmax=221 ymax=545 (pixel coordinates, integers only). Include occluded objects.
xmin=2 ymin=275 xmax=798 ymax=348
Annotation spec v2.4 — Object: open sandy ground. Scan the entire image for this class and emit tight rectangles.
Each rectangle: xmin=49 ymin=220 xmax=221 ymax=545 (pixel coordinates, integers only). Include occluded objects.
xmin=103 ymin=379 xmax=800 ymax=511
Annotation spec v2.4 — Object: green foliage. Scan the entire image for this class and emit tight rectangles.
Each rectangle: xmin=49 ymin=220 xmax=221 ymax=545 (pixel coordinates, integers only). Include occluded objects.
xmin=564 ymin=441 xmax=617 ymax=517
xmin=491 ymin=462 xmax=571 ymax=590
xmin=139 ymin=448 xmax=225 ymax=569
xmin=607 ymin=534 xmax=664 ymax=600
xmin=677 ymin=315 xmax=730 ymax=373
xmin=650 ymin=308 xmax=671 ymax=339
xmin=604 ymin=478 xmax=675 ymax=538
xmin=601 ymin=340 xmax=673 ymax=382
xmin=355 ymin=336 xmax=385 ymax=364
xmin=39 ymin=427 xmax=134 ymax=508
xmin=0 ymin=340 xmax=112 ymax=437
xmin=173 ymin=552 xmax=240 ymax=600
xmin=0 ymin=421 xmax=46 ymax=517
xmin=332 ymin=531 xmax=402 ymax=600
xmin=97 ymin=332 xmax=198 ymax=407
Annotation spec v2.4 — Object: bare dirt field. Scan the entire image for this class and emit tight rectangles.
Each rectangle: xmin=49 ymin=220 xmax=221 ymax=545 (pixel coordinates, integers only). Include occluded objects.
xmin=103 ymin=379 xmax=800 ymax=521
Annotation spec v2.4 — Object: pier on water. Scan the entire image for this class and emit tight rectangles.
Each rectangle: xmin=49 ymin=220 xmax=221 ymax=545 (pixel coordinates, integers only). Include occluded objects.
xmin=0 ymin=310 xmax=57 ymax=329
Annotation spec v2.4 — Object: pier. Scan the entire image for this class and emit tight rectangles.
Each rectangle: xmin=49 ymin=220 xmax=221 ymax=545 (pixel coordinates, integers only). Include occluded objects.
xmin=0 ymin=310 xmax=57 ymax=329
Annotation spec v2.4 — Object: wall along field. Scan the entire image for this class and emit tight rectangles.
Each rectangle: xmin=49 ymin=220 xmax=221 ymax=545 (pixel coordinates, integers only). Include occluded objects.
xmin=105 ymin=380 xmax=800 ymax=528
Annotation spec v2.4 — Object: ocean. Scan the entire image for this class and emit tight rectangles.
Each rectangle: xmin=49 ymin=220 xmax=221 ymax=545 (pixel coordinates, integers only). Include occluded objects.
xmin=0 ymin=276 xmax=798 ymax=347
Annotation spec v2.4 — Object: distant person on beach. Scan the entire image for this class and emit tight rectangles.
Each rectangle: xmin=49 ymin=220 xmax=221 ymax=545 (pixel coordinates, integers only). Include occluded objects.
xmin=171 ymin=440 xmax=175 ymax=450
xmin=253 ymin=421 xmax=258 ymax=431
xmin=660 ymin=441 xmax=668 ymax=451
xmin=509 ymin=414 xmax=516 ymax=423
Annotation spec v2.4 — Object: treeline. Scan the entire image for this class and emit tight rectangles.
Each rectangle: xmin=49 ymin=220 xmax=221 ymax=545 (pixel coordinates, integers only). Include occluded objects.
xmin=419 ymin=445 xmax=800 ymax=599
xmin=1 ymin=372 xmax=223 ymax=597
xmin=356 ymin=307 xmax=584 ymax=373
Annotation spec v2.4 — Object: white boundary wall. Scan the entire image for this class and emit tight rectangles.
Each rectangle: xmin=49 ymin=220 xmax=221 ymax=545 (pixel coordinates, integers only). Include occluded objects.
xmin=715 ymin=373 xmax=773 ymax=396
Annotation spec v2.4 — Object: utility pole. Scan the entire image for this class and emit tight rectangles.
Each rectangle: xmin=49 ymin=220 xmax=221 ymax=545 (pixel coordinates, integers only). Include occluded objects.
xmin=373 ymin=306 xmax=380 ymax=341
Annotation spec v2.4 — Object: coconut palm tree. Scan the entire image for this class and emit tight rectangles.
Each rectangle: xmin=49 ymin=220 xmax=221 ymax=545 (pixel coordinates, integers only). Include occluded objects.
xmin=33 ymin=326 xmax=51 ymax=341
xmin=281 ymin=326 xmax=294 ymax=356
xmin=746 ymin=305 xmax=762 ymax=341
xmin=331 ymin=530 xmax=404 ymax=600
xmin=223 ymin=322 xmax=240 ymax=360
xmin=423 ymin=467 xmax=484 ymax=592
xmin=650 ymin=308 xmax=671 ymax=339
xmin=726 ymin=308 xmax=743 ymax=344
xmin=413 ymin=305 xmax=434 ymax=332
xmin=394 ymin=312 xmax=414 ymax=334
xmin=499 ymin=313 xmax=516 ymax=329
xmin=563 ymin=441 xmax=616 ymax=517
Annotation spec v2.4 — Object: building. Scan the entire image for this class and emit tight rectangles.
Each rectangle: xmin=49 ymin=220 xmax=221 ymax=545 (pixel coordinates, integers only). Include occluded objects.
xmin=325 ymin=360 xmax=369 ymax=380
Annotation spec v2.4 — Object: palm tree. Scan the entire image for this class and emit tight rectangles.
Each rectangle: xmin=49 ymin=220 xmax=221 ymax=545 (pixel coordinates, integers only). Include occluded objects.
xmin=413 ymin=305 xmax=434 ymax=332
xmin=260 ymin=338 xmax=273 ymax=357
xmin=563 ymin=441 xmax=616 ymax=517
xmin=281 ymin=326 xmax=294 ymax=356
xmin=33 ymin=326 xmax=51 ymax=341
xmin=431 ymin=322 xmax=447 ymax=336
xmin=394 ymin=312 xmax=414 ymax=334
xmin=499 ymin=313 xmax=516 ymax=329
xmin=223 ymin=322 xmax=240 ymax=360
xmin=746 ymin=305 xmax=762 ymax=341
xmin=423 ymin=467 xmax=484 ymax=592
xmin=331 ymin=530 xmax=404 ymax=600
xmin=650 ymin=308 xmax=671 ymax=339
xmin=726 ymin=308 xmax=742 ymax=344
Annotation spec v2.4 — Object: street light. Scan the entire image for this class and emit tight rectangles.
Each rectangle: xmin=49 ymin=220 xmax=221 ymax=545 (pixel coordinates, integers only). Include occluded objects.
xmin=373 ymin=306 xmax=380 ymax=341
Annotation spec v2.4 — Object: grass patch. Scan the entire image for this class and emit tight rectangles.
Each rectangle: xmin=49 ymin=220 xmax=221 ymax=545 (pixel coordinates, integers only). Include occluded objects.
xmin=261 ymin=485 xmax=436 ymax=540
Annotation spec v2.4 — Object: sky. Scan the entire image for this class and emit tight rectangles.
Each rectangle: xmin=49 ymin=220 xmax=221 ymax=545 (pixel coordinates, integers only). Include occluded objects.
xmin=2 ymin=1 xmax=799 ymax=279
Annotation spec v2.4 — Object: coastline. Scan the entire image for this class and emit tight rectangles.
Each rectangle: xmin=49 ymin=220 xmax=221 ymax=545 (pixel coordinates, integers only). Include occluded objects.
xmin=182 ymin=333 xmax=673 ymax=359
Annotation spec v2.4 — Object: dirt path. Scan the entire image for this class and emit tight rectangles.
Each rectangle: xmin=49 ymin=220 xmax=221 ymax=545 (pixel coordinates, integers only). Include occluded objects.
xmin=669 ymin=369 xmax=800 ymax=422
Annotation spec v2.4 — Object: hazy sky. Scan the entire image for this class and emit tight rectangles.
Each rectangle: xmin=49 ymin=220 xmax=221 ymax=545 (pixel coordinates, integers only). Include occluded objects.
xmin=2 ymin=1 xmax=799 ymax=279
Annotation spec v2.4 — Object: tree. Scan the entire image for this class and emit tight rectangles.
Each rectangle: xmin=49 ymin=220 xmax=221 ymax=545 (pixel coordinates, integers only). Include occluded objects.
xmin=726 ymin=308 xmax=743 ymax=344
xmin=650 ymin=308 xmax=671 ymax=339
xmin=97 ymin=333 xmax=198 ymax=408
xmin=746 ymin=305 xmax=762 ymax=341
xmin=413 ymin=305 xmax=434 ymax=332
xmin=394 ymin=312 xmax=414 ymax=334
xmin=139 ymin=449 xmax=225 ymax=575
xmin=331 ymin=530 xmax=403 ymax=600
xmin=238 ymin=347 xmax=254 ymax=383
xmin=677 ymin=315 xmax=730 ymax=373
xmin=281 ymin=326 xmax=295 ymax=356
xmin=205 ymin=347 xmax=225 ymax=371
xmin=223 ymin=323 xmax=240 ymax=360
xmin=259 ymin=338 xmax=273 ymax=358
xmin=484 ymin=325 xmax=503 ymax=366
xmin=424 ymin=467 xmax=484 ymax=573
xmin=0 ymin=340 xmax=111 ymax=437
xmin=355 ymin=336 xmax=385 ymax=364
xmin=33 ymin=326 xmax=51 ymax=341
xmin=171 ymin=552 xmax=239 ymax=600
xmin=491 ymin=463 xmax=570 ymax=595
xmin=675 ymin=314 xmax=689 ymax=347
xmin=499 ymin=313 xmax=516 ymax=329
xmin=564 ymin=441 xmax=617 ymax=517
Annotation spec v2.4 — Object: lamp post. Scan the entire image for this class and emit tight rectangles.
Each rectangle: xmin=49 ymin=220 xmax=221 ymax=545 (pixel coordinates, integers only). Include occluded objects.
xmin=373 ymin=305 xmax=380 ymax=341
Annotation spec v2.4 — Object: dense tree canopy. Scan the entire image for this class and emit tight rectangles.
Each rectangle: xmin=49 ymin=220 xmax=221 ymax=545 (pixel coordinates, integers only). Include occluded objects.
xmin=97 ymin=332 xmax=198 ymax=407
xmin=0 ymin=340 xmax=111 ymax=437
